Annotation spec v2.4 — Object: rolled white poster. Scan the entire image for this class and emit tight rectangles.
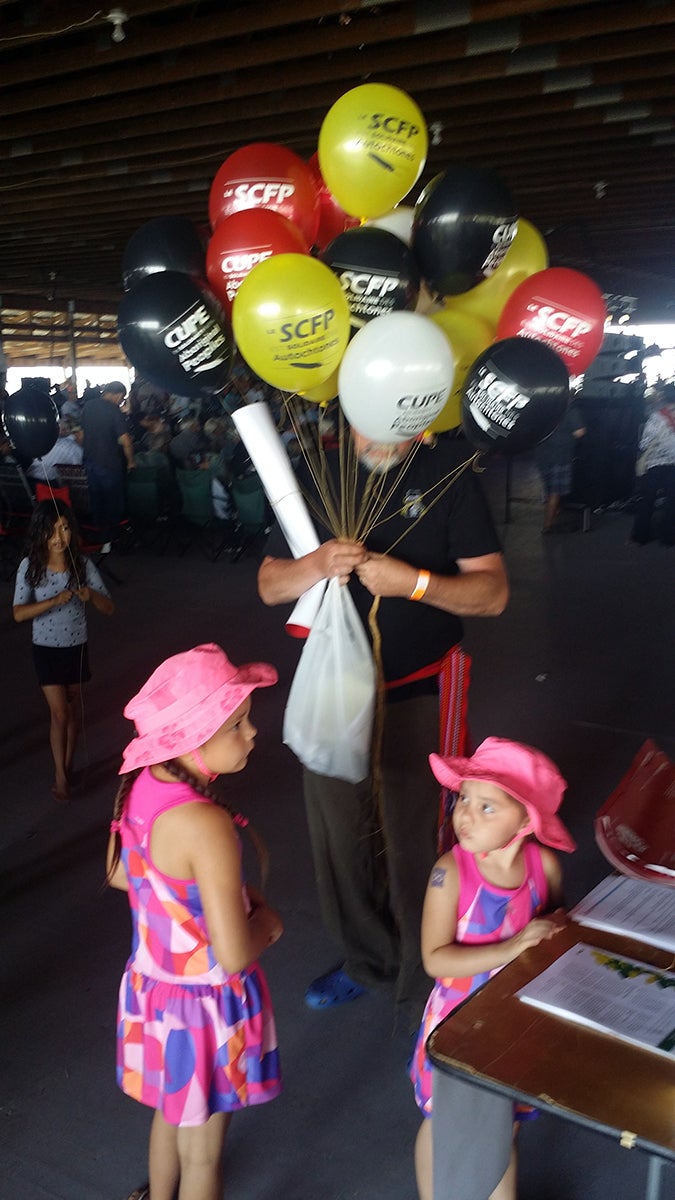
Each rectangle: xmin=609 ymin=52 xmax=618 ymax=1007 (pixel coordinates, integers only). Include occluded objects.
xmin=231 ymin=401 xmax=326 ymax=636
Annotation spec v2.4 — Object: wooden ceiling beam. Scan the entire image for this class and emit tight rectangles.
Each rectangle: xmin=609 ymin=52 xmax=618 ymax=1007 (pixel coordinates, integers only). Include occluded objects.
xmin=5 ymin=64 xmax=675 ymax=159
xmin=0 ymin=0 xmax=396 ymax=86
xmin=3 ymin=111 xmax=673 ymax=220
xmin=7 ymin=79 xmax=675 ymax=183
xmin=3 ymin=8 xmax=675 ymax=122
xmin=5 ymin=0 xmax=672 ymax=96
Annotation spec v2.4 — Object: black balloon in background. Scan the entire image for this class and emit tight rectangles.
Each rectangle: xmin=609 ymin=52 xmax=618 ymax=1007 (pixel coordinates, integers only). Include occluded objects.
xmin=122 ymin=216 xmax=206 ymax=292
xmin=321 ymin=226 xmax=420 ymax=330
xmin=412 ymin=164 xmax=518 ymax=297
xmin=2 ymin=384 xmax=59 ymax=460
xmin=118 ymin=271 xmax=234 ymax=398
xmin=461 ymin=337 xmax=570 ymax=457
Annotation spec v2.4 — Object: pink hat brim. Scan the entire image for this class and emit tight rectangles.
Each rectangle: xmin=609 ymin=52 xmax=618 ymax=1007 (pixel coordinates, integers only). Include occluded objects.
xmin=429 ymin=748 xmax=576 ymax=854
xmin=119 ymin=658 xmax=277 ymax=774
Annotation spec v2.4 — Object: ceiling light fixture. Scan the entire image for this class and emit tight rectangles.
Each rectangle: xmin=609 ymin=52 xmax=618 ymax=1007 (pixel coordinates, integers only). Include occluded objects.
xmin=106 ymin=8 xmax=128 ymax=43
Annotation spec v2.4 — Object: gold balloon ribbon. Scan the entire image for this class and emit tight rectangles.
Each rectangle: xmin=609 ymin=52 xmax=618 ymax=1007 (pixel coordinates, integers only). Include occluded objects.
xmin=368 ymin=594 xmax=388 ymax=842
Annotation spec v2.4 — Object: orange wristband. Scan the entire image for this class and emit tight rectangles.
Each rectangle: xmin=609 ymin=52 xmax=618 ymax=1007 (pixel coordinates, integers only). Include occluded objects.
xmin=410 ymin=569 xmax=430 ymax=601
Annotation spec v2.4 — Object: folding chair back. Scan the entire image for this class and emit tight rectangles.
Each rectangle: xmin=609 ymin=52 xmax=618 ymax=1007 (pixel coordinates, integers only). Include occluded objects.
xmin=35 ymin=482 xmax=72 ymax=507
xmin=595 ymin=740 xmax=675 ymax=887
xmin=55 ymin=464 xmax=93 ymax=521
xmin=0 ymin=464 xmax=35 ymax=540
xmin=176 ymin=468 xmax=237 ymax=561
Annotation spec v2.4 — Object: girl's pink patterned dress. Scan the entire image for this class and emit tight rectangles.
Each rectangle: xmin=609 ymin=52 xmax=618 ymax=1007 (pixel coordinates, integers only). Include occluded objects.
xmin=116 ymin=768 xmax=281 ymax=1126
xmin=411 ymin=840 xmax=547 ymax=1115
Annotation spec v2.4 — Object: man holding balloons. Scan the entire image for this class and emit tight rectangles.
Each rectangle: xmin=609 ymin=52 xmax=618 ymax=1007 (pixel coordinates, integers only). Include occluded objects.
xmin=113 ymin=72 xmax=608 ymax=1039
xmin=258 ymin=428 xmax=508 ymax=1029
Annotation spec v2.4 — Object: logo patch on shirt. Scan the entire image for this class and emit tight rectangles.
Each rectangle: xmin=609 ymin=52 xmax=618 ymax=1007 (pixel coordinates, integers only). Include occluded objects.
xmin=401 ymin=489 xmax=426 ymax=520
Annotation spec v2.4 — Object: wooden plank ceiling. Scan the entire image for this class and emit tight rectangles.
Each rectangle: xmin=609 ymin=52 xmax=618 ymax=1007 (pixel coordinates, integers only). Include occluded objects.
xmin=2 ymin=0 xmax=675 ymax=366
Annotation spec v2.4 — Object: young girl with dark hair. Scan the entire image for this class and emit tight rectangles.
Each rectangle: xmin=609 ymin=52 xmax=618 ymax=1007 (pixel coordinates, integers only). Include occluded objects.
xmin=12 ymin=499 xmax=114 ymax=801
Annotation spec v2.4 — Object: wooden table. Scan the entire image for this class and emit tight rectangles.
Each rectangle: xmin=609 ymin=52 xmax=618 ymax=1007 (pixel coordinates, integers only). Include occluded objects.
xmin=428 ymin=922 xmax=675 ymax=1200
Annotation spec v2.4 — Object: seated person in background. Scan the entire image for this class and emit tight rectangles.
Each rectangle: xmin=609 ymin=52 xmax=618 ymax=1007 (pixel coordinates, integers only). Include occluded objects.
xmin=199 ymin=418 xmax=237 ymax=520
xmin=1 ymin=434 xmax=18 ymax=464
xmin=57 ymin=382 xmax=83 ymax=426
xmin=134 ymin=428 xmax=180 ymax=512
xmin=134 ymin=428 xmax=172 ymax=472
xmin=169 ymin=411 xmax=206 ymax=468
xmin=26 ymin=418 xmax=83 ymax=484
xmin=167 ymin=392 xmax=193 ymax=431
xmin=202 ymin=417 xmax=236 ymax=480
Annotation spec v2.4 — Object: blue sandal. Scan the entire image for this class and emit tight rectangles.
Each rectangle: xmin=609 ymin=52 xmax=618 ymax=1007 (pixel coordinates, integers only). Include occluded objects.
xmin=304 ymin=967 xmax=368 ymax=1009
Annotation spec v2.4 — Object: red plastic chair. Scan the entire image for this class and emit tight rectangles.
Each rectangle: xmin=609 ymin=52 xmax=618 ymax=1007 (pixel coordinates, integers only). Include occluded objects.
xmin=595 ymin=740 xmax=675 ymax=887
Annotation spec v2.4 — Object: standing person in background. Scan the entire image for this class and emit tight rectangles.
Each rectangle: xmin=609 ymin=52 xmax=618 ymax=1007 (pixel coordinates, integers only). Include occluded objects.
xmin=81 ymin=380 xmax=135 ymax=551
xmin=535 ymin=400 xmax=586 ymax=533
xmin=107 ymin=644 xmax=282 ymax=1200
xmin=258 ymin=430 xmax=508 ymax=1032
xmin=12 ymin=500 xmax=114 ymax=801
xmin=630 ymin=382 xmax=675 ymax=546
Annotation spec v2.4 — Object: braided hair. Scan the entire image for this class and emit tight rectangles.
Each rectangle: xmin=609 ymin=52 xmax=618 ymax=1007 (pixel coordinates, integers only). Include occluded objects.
xmin=106 ymin=759 xmax=268 ymax=887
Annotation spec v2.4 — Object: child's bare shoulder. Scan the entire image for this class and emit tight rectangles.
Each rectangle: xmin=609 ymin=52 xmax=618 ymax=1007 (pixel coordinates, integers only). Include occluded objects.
xmin=428 ymin=851 xmax=458 ymax=888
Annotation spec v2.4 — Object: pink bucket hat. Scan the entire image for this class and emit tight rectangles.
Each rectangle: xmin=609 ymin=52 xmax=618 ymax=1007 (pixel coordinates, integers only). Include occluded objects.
xmin=120 ymin=643 xmax=277 ymax=773
xmin=429 ymin=736 xmax=576 ymax=853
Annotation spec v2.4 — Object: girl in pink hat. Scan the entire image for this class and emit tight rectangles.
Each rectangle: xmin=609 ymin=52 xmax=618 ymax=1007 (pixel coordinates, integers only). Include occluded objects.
xmin=410 ymin=737 xmax=576 ymax=1200
xmin=106 ymin=643 xmax=281 ymax=1200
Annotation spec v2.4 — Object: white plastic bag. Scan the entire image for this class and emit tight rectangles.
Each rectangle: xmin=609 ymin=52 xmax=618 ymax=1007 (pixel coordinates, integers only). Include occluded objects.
xmin=283 ymin=577 xmax=376 ymax=784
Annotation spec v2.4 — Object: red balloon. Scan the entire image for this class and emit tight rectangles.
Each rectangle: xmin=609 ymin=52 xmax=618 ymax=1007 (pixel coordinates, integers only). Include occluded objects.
xmin=308 ymin=153 xmax=359 ymax=251
xmin=209 ymin=142 xmax=320 ymax=246
xmin=496 ymin=267 xmax=606 ymax=375
xmin=206 ymin=208 xmax=309 ymax=313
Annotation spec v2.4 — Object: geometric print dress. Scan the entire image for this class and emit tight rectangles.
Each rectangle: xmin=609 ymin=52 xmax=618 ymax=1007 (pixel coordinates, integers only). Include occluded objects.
xmin=411 ymin=839 xmax=547 ymax=1115
xmin=115 ymin=768 xmax=281 ymax=1127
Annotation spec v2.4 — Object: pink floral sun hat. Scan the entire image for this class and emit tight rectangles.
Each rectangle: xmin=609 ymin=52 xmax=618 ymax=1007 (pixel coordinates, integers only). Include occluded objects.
xmin=429 ymin=736 xmax=576 ymax=853
xmin=119 ymin=643 xmax=277 ymax=773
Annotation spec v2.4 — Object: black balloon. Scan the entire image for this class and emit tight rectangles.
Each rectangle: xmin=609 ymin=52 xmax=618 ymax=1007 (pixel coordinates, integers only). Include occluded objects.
xmin=118 ymin=271 xmax=234 ymax=398
xmin=321 ymin=226 xmax=420 ymax=330
xmin=412 ymin=165 xmax=518 ymax=297
xmin=122 ymin=216 xmax=206 ymax=291
xmin=2 ymin=385 xmax=59 ymax=459
xmin=461 ymin=337 xmax=570 ymax=456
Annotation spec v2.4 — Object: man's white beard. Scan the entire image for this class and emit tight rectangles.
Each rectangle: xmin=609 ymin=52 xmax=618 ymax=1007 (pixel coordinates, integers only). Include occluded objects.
xmin=358 ymin=445 xmax=410 ymax=474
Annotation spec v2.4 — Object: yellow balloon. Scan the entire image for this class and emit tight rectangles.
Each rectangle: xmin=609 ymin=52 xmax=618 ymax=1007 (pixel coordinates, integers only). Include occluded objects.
xmin=318 ymin=84 xmax=428 ymax=219
xmin=443 ymin=218 xmax=548 ymax=328
xmin=428 ymin=309 xmax=494 ymax=432
xmin=232 ymin=254 xmax=350 ymax=392
xmin=300 ymin=368 xmax=339 ymax=404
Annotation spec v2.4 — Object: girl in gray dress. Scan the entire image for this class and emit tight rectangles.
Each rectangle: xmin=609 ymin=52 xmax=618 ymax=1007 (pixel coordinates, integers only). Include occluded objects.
xmin=13 ymin=500 xmax=114 ymax=801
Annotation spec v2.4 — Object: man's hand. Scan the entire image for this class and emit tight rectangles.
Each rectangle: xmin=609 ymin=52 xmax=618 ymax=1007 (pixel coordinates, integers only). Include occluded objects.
xmin=316 ymin=539 xmax=367 ymax=585
xmin=355 ymin=551 xmax=415 ymax=598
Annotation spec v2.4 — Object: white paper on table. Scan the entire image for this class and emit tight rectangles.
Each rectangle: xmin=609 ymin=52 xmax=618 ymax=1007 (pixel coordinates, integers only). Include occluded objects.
xmin=518 ymin=942 xmax=675 ymax=1058
xmin=571 ymin=875 xmax=675 ymax=953
xmin=231 ymin=401 xmax=327 ymax=634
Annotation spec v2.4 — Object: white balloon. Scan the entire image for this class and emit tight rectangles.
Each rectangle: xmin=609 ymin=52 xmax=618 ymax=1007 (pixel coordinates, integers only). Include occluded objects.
xmin=365 ymin=205 xmax=415 ymax=247
xmin=338 ymin=311 xmax=455 ymax=443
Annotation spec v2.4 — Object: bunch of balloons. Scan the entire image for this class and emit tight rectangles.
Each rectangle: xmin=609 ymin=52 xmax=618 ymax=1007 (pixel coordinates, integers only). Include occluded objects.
xmin=116 ymin=80 xmax=609 ymax=456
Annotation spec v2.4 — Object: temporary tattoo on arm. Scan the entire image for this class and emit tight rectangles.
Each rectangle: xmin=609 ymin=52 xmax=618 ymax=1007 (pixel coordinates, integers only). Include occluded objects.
xmin=430 ymin=867 xmax=446 ymax=888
